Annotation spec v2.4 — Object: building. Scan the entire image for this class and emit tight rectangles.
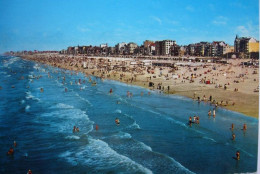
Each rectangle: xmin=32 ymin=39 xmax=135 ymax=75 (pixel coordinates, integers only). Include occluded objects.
xmin=100 ymin=43 xmax=108 ymax=48
xmin=155 ymin=40 xmax=176 ymax=55
xmin=234 ymin=35 xmax=259 ymax=58
xmin=115 ymin=42 xmax=127 ymax=55
xmin=127 ymin=42 xmax=138 ymax=54
xmin=211 ymin=41 xmax=227 ymax=57
xmin=143 ymin=40 xmax=154 ymax=48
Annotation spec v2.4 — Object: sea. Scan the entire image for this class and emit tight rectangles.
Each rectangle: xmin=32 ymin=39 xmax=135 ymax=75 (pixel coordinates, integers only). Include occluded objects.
xmin=0 ymin=55 xmax=258 ymax=174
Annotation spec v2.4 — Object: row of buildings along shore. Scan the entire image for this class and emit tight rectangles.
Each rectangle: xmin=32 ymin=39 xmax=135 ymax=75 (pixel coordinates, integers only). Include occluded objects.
xmin=8 ymin=35 xmax=259 ymax=59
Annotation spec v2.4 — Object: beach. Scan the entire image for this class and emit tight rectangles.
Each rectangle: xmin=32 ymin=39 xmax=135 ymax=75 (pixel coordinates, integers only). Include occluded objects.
xmin=0 ymin=55 xmax=258 ymax=173
xmin=19 ymin=53 xmax=259 ymax=118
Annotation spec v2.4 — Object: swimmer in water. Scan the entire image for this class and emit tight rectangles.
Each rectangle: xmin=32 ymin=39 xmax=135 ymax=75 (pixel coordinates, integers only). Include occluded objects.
xmin=243 ymin=123 xmax=247 ymax=131
xmin=7 ymin=147 xmax=14 ymax=155
xmin=189 ymin=116 xmax=192 ymax=127
xmin=115 ymin=118 xmax=120 ymax=125
xmin=27 ymin=169 xmax=32 ymax=174
xmin=95 ymin=124 xmax=99 ymax=131
xmin=196 ymin=116 xmax=200 ymax=124
xmin=208 ymin=110 xmax=211 ymax=116
xmin=231 ymin=123 xmax=234 ymax=130
xmin=236 ymin=151 xmax=240 ymax=160
xmin=40 ymin=88 xmax=44 ymax=93
xmin=232 ymin=133 xmax=236 ymax=141
xmin=109 ymin=88 xmax=113 ymax=94
xmin=14 ymin=141 xmax=17 ymax=147
xmin=193 ymin=116 xmax=196 ymax=122
xmin=213 ymin=109 xmax=216 ymax=118
xmin=73 ymin=126 xmax=76 ymax=133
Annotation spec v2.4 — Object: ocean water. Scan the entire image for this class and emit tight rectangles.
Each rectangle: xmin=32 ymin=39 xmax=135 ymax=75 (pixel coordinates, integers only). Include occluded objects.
xmin=0 ymin=56 xmax=258 ymax=174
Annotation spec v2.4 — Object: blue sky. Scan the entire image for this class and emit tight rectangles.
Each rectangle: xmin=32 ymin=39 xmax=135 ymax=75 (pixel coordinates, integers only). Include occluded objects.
xmin=0 ymin=0 xmax=259 ymax=53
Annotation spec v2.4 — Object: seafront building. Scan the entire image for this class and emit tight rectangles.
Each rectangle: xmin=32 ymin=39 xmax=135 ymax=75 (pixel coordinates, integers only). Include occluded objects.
xmin=10 ymin=35 xmax=258 ymax=59
xmin=234 ymin=35 xmax=259 ymax=58
xmin=155 ymin=40 xmax=176 ymax=55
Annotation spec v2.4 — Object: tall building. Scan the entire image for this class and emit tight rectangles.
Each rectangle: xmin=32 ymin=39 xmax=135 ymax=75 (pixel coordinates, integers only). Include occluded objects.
xmin=127 ymin=42 xmax=138 ymax=54
xmin=115 ymin=42 xmax=127 ymax=55
xmin=155 ymin=40 xmax=176 ymax=55
xmin=211 ymin=41 xmax=226 ymax=57
xmin=234 ymin=35 xmax=259 ymax=58
xmin=143 ymin=40 xmax=154 ymax=48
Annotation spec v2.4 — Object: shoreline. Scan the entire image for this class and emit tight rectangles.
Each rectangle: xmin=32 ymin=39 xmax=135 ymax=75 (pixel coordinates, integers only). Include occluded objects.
xmin=17 ymin=54 xmax=259 ymax=118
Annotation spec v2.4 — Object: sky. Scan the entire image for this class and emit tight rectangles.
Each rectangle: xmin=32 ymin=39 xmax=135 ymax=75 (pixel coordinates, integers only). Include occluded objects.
xmin=0 ymin=0 xmax=259 ymax=53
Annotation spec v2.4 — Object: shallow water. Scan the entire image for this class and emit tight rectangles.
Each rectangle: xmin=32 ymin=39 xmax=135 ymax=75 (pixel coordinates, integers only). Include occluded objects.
xmin=0 ymin=56 xmax=258 ymax=174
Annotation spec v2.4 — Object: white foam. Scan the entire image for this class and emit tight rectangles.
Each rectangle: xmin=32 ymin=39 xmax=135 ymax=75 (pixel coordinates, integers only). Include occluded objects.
xmin=129 ymin=121 xmax=141 ymax=130
xmin=138 ymin=142 xmax=152 ymax=151
xmin=25 ymin=105 xmax=30 ymax=111
xmin=25 ymin=91 xmax=40 ymax=101
xmin=111 ymin=131 xmax=132 ymax=139
xmin=65 ymin=135 xmax=80 ymax=140
xmin=3 ymin=57 xmax=19 ymax=67
xmin=74 ymin=92 xmax=92 ymax=106
xmin=60 ymin=138 xmax=153 ymax=173
xmin=115 ymin=109 xmax=122 ymax=114
xmin=55 ymin=103 xmax=74 ymax=109
xmin=202 ymin=136 xmax=217 ymax=143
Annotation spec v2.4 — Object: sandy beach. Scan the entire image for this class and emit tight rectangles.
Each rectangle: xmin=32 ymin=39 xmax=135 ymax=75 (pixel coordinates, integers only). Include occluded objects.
xmin=19 ymin=53 xmax=259 ymax=118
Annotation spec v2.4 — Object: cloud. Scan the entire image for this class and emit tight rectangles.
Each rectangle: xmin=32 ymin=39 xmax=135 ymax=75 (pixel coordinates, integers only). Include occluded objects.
xmin=77 ymin=26 xmax=91 ymax=33
xmin=151 ymin=16 xmax=162 ymax=25
xmin=168 ymin=20 xmax=179 ymax=25
xmin=185 ymin=5 xmax=194 ymax=12
xmin=236 ymin=22 xmax=259 ymax=38
xmin=212 ymin=16 xmax=228 ymax=25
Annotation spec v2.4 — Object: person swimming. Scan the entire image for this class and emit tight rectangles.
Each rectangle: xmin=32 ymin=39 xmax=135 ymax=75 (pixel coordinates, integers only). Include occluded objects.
xmin=236 ymin=151 xmax=240 ymax=160
xmin=232 ymin=133 xmax=236 ymax=141
xmin=208 ymin=110 xmax=211 ymax=116
xmin=243 ymin=123 xmax=247 ymax=131
xmin=213 ymin=109 xmax=216 ymax=117
xmin=13 ymin=141 xmax=17 ymax=147
xmin=7 ymin=147 xmax=14 ymax=155
xmin=196 ymin=116 xmax=200 ymax=124
xmin=189 ymin=116 xmax=192 ymax=126
xmin=95 ymin=124 xmax=99 ymax=131
xmin=109 ymin=88 xmax=113 ymax=94
xmin=115 ymin=118 xmax=120 ymax=125
xmin=231 ymin=123 xmax=234 ymax=130
xmin=27 ymin=169 xmax=32 ymax=174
